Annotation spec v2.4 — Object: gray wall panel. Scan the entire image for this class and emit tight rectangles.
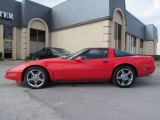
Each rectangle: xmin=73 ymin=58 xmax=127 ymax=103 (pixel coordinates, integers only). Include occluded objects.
xmin=0 ymin=0 xmax=21 ymax=27
xmin=21 ymin=0 xmax=51 ymax=30
xmin=51 ymin=0 xmax=110 ymax=30
xmin=146 ymin=24 xmax=158 ymax=41
xmin=126 ymin=11 xmax=145 ymax=40
xmin=109 ymin=0 xmax=126 ymax=17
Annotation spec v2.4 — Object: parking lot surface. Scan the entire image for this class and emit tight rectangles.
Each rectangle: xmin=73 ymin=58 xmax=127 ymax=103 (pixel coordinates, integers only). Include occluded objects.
xmin=0 ymin=61 xmax=160 ymax=120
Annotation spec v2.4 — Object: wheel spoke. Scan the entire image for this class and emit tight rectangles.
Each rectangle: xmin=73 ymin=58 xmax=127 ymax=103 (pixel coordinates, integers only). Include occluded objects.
xmin=121 ymin=70 xmax=125 ymax=76
xmin=121 ymin=80 xmax=125 ymax=86
xmin=126 ymin=71 xmax=131 ymax=77
xmin=117 ymin=76 xmax=123 ymax=79
xmin=37 ymin=71 xmax=42 ymax=76
xmin=28 ymin=78 xmax=34 ymax=82
xmin=30 ymin=71 xmax=35 ymax=77
xmin=39 ymin=78 xmax=44 ymax=82
xmin=34 ymin=80 xmax=38 ymax=87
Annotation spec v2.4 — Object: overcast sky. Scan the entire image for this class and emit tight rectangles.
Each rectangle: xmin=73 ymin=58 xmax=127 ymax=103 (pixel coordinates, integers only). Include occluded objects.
xmin=16 ymin=0 xmax=160 ymax=54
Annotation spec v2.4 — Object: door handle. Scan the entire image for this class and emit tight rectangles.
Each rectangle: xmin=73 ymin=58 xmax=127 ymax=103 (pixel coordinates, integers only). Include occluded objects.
xmin=103 ymin=60 xmax=108 ymax=63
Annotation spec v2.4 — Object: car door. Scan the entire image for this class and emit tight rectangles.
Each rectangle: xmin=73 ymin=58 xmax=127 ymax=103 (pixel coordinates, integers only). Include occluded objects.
xmin=63 ymin=48 xmax=109 ymax=81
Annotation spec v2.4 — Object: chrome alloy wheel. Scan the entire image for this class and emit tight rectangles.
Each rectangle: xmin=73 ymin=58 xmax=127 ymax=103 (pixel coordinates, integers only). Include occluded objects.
xmin=116 ymin=69 xmax=134 ymax=86
xmin=26 ymin=69 xmax=45 ymax=88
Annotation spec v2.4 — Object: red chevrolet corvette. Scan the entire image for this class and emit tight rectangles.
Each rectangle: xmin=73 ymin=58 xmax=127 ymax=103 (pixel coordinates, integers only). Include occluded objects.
xmin=5 ymin=48 xmax=155 ymax=89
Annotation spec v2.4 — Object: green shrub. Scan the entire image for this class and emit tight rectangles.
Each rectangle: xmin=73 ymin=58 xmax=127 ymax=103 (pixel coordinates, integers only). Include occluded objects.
xmin=25 ymin=56 xmax=33 ymax=61
xmin=152 ymin=55 xmax=160 ymax=61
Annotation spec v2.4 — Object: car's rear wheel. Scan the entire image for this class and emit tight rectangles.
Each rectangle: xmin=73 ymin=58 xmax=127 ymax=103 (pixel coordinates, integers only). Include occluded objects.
xmin=112 ymin=66 xmax=136 ymax=88
xmin=24 ymin=67 xmax=49 ymax=89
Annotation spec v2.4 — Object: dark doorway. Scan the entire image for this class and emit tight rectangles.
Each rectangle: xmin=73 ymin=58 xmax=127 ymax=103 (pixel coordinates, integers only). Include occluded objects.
xmin=4 ymin=41 xmax=12 ymax=58
xmin=114 ymin=23 xmax=122 ymax=49
xmin=4 ymin=26 xmax=13 ymax=59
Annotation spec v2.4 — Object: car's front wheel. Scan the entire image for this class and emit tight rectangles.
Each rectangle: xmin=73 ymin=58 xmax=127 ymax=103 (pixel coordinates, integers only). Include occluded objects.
xmin=24 ymin=67 xmax=49 ymax=89
xmin=112 ymin=66 xmax=136 ymax=88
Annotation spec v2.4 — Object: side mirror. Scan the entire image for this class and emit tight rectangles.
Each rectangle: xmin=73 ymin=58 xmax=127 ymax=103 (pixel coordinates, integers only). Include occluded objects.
xmin=75 ymin=56 xmax=83 ymax=62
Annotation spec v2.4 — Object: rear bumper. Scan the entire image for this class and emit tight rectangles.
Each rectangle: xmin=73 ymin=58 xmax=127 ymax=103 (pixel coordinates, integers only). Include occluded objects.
xmin=137 ymin=66 xmax=155 ymax=77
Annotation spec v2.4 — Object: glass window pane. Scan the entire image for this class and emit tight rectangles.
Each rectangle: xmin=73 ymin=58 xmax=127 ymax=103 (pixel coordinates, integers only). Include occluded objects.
xmin=4 ymin=26 xmax=13 ymax=40
xmin=80 ymin=49 xmax=108 ymax=60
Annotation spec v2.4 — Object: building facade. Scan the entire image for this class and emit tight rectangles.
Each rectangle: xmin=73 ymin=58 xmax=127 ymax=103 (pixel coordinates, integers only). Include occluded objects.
xmin=0 ymin=0 xmax=158 ymax=60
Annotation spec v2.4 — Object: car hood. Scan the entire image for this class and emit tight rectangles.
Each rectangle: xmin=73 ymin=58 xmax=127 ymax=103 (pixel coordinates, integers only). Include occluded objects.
xmin=8 ymin=58 xmax=64 ymax=72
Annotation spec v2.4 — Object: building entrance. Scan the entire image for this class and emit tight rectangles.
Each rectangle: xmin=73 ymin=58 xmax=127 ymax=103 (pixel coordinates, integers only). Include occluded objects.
xmin=3 ymin=26 xmax=13 ymax=59
xmin=4 ymin=41 xmax=12 ymax=59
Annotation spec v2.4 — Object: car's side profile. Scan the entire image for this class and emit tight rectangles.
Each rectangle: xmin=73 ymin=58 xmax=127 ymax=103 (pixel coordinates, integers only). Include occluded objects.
xmin=5 ymin=48 xmax=155 ymax=89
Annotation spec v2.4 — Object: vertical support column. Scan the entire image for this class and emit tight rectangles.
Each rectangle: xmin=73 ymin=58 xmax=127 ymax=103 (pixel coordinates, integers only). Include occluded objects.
xmin=21 ymin=28 xmax=28 ymax=60
xmin=126 ymin=33 xmax=130 ymax=52
xmin=143 ymin=41 xmax=146 ymax=55
xmin=128 ymin=35 xmax=132 ymax=53
xmin=13 ymin=27 xmax=17 ymax=60
xmin=102 ymin=20 xmax=111 ymax=48
xmin=121 ymin=27 xmax=126 ymax=51
xmin=0 ymin=25 xmax=3 ymax=56
xmin=136 ymin=38 xmax=140 ymax=54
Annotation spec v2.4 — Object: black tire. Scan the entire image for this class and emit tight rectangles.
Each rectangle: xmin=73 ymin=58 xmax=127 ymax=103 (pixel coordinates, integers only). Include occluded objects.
xmin=24 ymin=67 xmax=49 ymax=89
xmin=112 ymin=66 xmax=136 ymax=88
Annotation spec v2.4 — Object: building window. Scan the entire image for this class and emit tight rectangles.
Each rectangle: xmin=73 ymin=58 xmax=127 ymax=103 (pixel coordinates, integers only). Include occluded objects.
xmin=30 ymin=28 xmax=45 ymax=54
xmin=114 ymin=23 xmax=122 ymax=49
xmin=131 ymin=36 xmax=136 ymax=54
xmin=140 ymin=40 xmax=143 ymax=54
xmin=4 ymin=26 xmax=13 ymax=40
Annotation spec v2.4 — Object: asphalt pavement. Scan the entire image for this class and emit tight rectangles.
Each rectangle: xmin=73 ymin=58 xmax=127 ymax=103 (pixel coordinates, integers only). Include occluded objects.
xmin=0 ymin=61 xmax=160 ymax=120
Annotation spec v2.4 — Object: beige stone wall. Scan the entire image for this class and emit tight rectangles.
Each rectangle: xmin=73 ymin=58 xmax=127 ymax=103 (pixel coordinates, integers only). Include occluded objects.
xmin=21 ymin=28 xmax=28 ymax=60
xmin=12 ymin=27 xmax=17 ymax=60
xmin=125 ymin=33 xmax=131 ymax=52
xmin=154 ymin=41 xmax=157 ymax=55
xmin=51 ymin=20 xmax=112 ymax=53
xmin=144 ymin=41 xmax=155 ymax=55
xmin=15 ymin=28 xmax=21 ymax=59
xmin=136 ymin=38 xmax=140 ymax=54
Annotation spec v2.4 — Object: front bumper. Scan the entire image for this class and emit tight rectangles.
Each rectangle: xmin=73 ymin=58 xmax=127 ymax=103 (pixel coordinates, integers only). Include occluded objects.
xmin=5 ymin=70 xmax=22 ymax=83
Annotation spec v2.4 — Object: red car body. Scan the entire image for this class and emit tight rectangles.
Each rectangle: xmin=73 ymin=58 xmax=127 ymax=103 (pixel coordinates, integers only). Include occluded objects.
xmin=5 ymin=48 xmax=155 ymax=88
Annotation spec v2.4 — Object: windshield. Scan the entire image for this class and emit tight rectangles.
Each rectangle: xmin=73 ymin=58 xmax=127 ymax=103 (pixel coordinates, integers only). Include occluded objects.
xmin=66 ymin=48 xmax=88 ymax=60
xmin=52 ymin=48 xmax=70 ymax=54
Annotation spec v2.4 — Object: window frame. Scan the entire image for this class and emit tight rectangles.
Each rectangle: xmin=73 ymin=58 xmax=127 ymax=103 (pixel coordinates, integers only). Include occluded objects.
xmin=114 ymin=49 xmax=134 ymax=57
xmin=66 ymin=48 xmax=108 ymax=60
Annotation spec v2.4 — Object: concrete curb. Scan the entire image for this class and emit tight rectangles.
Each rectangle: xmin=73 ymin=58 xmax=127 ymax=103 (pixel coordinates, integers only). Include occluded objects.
xmin=0 ymin=60 xmax=25 ymax=65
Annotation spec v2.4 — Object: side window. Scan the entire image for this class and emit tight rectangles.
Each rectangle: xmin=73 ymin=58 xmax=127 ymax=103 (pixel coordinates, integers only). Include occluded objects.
xmin=115 ymin=49 xmax=124 ymax=57
xmin=47 ymin=49 xmax=52 ymax=54
xmin=80 ymin=49 xmax=108 ymax=60
xmin=115 ymin=49 xmax=134 ymax=57
xmin=39 ymin=48 xmax=46 ymax=54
